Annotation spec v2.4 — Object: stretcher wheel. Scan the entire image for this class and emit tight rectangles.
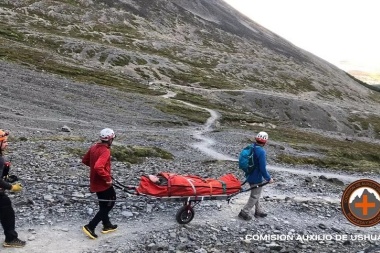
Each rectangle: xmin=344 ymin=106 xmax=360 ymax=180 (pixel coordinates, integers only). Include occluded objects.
xmin=175 ymin=206 xmax=194 ymax=224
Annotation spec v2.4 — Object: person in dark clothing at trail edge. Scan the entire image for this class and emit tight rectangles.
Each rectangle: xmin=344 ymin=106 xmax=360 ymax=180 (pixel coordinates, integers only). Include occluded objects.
xmin=238 ymin=131 xmax=274 ymax=221
xmin=82 ymin=128 xmax=118 ymax=239
xmin=0 ymin=129 xmax=25 ymax=248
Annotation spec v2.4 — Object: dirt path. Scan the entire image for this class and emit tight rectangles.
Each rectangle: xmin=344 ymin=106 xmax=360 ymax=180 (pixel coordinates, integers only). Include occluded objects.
xmin=2 ymin=223 xmax=143 ymax=253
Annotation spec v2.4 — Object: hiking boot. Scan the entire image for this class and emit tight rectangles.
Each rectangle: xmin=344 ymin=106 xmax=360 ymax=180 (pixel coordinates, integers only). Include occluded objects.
xmin=101 ymin=224 xmax=118 ymax=234
xmin=3 ymin=238 xmax=26 ymax=248
xmin=82 ymin=225 xmax=98 ymax=239
xmin=238 ymin=210 xmax=252 ymax=221
xmin=254 ymin=212 xmax=268 ymax=218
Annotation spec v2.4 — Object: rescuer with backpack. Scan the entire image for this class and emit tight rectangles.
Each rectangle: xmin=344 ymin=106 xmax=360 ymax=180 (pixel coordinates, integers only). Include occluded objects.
xmin=238 ymin=131 xmax=274 ymax=221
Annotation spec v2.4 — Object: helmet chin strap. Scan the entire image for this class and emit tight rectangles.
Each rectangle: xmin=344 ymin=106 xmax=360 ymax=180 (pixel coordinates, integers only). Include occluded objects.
xmin=255 ymin=139 xmax=266 ymax=146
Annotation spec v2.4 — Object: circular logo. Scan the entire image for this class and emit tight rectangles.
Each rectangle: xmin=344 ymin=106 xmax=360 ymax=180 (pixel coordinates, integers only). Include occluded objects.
xmin=341 ymin=179 xmax=380 ymax=227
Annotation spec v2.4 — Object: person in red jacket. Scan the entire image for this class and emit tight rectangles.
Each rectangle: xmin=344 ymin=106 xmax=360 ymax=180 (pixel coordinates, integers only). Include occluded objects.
xmin=82 ymin=128 xmax=117 ymax=239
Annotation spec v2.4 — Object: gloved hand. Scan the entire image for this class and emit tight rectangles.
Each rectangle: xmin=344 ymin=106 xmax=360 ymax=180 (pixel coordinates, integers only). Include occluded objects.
xmin=10 ymin=183 xmax=22 ymax=192
xmin=1 ymin=161 xmax=10 ymax=179
xmin=5 ymin=175 xmax=18 ymax=183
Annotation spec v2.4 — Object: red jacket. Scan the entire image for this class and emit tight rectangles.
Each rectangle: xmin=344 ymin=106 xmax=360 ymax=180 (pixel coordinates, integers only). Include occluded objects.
xmin=82 ymin=143 xmax=112 ymax=193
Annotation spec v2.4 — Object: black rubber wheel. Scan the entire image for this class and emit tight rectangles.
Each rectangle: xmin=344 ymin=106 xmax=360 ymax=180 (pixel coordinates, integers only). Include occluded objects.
xmin=175 ymin=205 xmax=195 ymax=224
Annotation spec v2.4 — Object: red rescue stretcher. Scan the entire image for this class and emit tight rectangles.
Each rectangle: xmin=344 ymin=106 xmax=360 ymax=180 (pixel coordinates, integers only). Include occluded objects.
xmin=113 ymin=173 xmax=268 ymax=224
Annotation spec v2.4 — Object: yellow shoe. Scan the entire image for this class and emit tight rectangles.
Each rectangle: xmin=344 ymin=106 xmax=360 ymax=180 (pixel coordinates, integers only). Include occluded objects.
xmin=82 ymin=225 xmax=98 ymax=239
xmin=101 ymin=224 xmax=118 ymax=234
xmin=3 ymin=238 xmax=26 ymax=248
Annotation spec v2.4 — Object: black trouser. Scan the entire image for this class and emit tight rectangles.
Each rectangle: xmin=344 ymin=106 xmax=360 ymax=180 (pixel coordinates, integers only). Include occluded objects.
xmin=88 ymin=186 xmax=116 ymax=229
xmin=0 ymin=194 xmax=18 ymax=242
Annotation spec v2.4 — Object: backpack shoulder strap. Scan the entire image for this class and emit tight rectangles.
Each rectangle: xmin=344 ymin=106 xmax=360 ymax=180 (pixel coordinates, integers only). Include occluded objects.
xmin=251 ymin=143 xmax=257 ymax=156
xmin=246 ymin=144 xmax=257 ymax=175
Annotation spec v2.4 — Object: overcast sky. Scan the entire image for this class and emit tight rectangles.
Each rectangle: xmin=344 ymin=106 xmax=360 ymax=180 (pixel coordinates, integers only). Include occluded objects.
xmin=223 ymin=0 xmax=380 ymax=74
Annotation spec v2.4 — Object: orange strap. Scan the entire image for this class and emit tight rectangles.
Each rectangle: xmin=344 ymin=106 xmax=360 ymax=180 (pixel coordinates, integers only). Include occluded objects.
xmin=167 ymin=175 xmax=172 ymax=197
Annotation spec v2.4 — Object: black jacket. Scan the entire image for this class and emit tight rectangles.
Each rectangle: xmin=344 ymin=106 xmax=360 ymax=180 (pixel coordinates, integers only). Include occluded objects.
xmin=0 ymin=156 xmax=12 ymax=193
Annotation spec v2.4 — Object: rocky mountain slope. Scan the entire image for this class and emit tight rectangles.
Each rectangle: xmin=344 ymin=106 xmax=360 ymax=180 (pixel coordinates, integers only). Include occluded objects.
xmin=0 ymin=0 xmax=374 ymax=95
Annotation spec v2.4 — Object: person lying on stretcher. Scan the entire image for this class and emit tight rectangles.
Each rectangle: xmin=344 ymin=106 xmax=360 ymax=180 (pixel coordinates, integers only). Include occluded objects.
xmin=136 ymin=172 xmax=241 ymax=197
xmin=148 ymin=175 xmax=168 ymax=186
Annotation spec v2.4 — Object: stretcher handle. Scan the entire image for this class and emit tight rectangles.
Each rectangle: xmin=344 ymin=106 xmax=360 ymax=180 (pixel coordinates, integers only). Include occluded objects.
xmin=227 ymin=181 xmax=269 ymax=203
xmin=241 ymin=181 xmax=270 ymax=193
xmin=112 ymin=177 xmax=138 ymax=195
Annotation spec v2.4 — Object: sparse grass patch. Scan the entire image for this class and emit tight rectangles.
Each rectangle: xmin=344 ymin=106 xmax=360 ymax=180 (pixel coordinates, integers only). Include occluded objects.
xmin=26 ymin=35 xmax=65 ymax=51
xmin=348 ymin=114 xmax=380 ymax=138
xmin=109 ymin=25 xmax=141 ymax=39
xmin=266 ymin=127 xmax=380 ymax=172
xmin=323 ymin=88 xmax=343 ymax=99
xmin=66 ymin=147 xmax=86 ymax=157
xmin=275 ymin=153 xmax=379 ymax=173
xmin=152 ymin=69 xmax=161 ymax=80
xmin=149 ymin=120 xmax=189 ymax=127
xmin=65 ymin=145 xmax=173 ymax=164
xmin=174 ymin=92 xmax=225 ymax=110
xmin=137 ymin=46 xmax=176 ymax=59
xmin=155 ymin=100 xmax=209 ymax=124
xmin=135 ymin=57 xmax=147 ymax=65
xmin=134 ymin=67 xmax=150 ymax=79
xmin=171 ymin=70 xmax=235 ymax=89
xmin=288 ymin=143 xmax=329 ymax=153
xmin=0 ymin=26 xmax=24 ymax=41
xmin=35 ymin=136 xmax=86 ymax=142
xmin=180 ymin=57 xmax=219 ymax=69
xmin=219 ymin=111 xmax=266 ymax=126
xmin=244 ymin=74 xmax=262 ymax=83
xmin=294 ymin=78 xmax=317 ymax=92
xmin=6 ymin=136 xmax=18 ymax=142
xmin=275 ymin=154 xmax=357 ymax=170
xmin=198 ymin=77 xmax=235 ymax=89
xmin=0 ymin=40 xmax=164 ymax=95
xmin=111 ymin=145 xmax=173 ymax=164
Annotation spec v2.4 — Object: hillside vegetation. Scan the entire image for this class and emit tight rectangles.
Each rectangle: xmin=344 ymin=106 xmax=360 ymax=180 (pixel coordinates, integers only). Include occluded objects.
xmin=1 ymin=0 xmax=380 ymax=172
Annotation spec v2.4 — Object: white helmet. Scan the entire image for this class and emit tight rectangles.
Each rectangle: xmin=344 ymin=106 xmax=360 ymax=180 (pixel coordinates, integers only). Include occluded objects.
xmin=100 ymin=128 xmax=115 ymax=141
xmin=255 ymin=131 xmax=268 ymax=144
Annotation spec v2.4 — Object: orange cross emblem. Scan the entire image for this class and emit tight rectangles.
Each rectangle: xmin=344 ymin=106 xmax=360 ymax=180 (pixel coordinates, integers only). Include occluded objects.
xmin=354 ymin=194 xmax=375 ymax=215
xmin=341 ymin=179 xmax=380 ymax=227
